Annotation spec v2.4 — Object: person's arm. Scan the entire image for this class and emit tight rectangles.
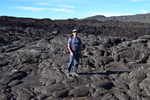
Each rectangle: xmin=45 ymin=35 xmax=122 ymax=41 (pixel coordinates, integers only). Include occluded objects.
xmin=68 ymin=44 xmax=74 ymax=56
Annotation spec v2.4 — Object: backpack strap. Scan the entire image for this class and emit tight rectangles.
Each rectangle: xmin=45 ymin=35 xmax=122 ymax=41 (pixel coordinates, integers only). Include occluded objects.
xmin=70 ymin=37 xmax=73 ymax=44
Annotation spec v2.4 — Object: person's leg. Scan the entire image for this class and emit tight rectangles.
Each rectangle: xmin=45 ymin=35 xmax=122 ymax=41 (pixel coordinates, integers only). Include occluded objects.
xmin=73 ymin=52 xmax=80 ymax=73
xmin=67 ymin=55 xmax=74 ymax=73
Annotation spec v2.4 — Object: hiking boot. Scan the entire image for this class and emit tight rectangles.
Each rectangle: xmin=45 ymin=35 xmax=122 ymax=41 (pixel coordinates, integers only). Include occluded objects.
xmin=66 ymin=72 xmax=71 ymax=77
xmin=71 ymin=73 xmax=79 ymax=76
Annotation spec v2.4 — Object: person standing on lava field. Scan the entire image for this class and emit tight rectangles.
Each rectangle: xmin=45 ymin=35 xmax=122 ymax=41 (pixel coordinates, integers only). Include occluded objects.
xmin=66 ymin=29 xmax=82 ymax=77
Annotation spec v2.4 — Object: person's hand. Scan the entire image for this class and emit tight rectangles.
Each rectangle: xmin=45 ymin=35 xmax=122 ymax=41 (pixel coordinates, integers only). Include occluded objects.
xmin=70 ymin=52 xmax=74 ymax=56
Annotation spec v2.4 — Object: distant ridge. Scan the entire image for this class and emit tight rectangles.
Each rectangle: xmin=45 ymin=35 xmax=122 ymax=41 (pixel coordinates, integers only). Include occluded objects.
xmin=85 ymin=13 xmax=150 ymax=23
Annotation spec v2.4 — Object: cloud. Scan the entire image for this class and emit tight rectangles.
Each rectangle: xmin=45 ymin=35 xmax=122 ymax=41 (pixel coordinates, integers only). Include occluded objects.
xmin=35 ymin=3 xmax=52 ymax=6
xmin=139 ymin=10 xmax=148 ymax=14
xmin=50 ymin=8 xmax=73 ymax=13
xmin=131 ymin=0 xmax=150 ymax=1
xmin=86 ymin=11 xmax=131 ymax=17
xmin=35 ymin=3 xmax=75 ymax=8
xmin=9 ymin=6 xmax=73 ymax=13
xmin=56 ymin=5 xmax=75 ymax=9
xmin=9 ymin=6 xmax=46 ymax=11
xmin=131 ymin=0 xmax=141 ymax=1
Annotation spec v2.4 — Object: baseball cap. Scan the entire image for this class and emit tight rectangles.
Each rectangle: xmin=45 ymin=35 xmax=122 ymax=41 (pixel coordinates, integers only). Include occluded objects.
xmin=72 ymin=29 xmax=78 ymax=33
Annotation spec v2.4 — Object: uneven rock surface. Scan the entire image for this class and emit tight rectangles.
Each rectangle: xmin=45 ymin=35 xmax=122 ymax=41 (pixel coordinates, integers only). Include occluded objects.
xmin=0 ymin=16 xmax=150 ymax=99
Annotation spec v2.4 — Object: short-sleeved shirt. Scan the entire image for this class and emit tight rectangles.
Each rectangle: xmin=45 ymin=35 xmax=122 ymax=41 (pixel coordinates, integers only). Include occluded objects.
xmin=68 ymin=37 xmax=81 ymax=52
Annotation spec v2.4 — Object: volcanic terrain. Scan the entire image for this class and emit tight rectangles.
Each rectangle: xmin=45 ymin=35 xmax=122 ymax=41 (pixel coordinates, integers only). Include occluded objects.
xmin=0 ymin=16 xmax=150 ymax=100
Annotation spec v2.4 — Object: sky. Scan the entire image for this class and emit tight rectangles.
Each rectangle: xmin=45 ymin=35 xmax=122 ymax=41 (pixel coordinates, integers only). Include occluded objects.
xmin=1 ymin=0 xmax=150 ymax=20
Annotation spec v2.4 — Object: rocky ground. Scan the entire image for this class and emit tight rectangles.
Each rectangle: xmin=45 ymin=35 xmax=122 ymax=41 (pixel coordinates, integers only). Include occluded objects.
xmin=0 ymin=16 xmax=150 ymax=100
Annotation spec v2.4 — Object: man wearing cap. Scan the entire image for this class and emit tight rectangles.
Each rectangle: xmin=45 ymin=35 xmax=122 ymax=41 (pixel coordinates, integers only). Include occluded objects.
xmin=66 ymin=29 xmax=82 ymax=76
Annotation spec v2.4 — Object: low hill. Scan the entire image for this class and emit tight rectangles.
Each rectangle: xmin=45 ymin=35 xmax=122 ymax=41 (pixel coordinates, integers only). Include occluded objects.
xmin=85 ymin=13 xmax=150 ymax=23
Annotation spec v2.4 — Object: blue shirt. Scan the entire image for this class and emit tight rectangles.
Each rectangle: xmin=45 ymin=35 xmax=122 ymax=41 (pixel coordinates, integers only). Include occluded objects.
xmin=68 ymin=37 xmax=81 ymax=52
